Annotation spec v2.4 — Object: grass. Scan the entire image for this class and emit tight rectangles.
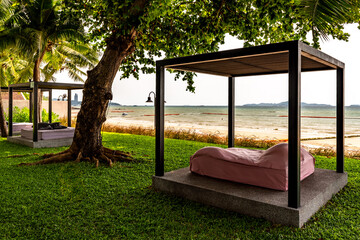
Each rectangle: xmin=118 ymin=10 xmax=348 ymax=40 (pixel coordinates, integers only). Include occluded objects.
xmin=0 ymin=133 xmax=359 ymax=239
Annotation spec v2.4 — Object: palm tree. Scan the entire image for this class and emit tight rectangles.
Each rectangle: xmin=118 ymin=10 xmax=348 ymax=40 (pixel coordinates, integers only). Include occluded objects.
xmin=0 ymin=0 xmax=19 ymax=137
xmin=0 ymin=0 xmax=97 ymax=122
xmin=0 ymin=47 xmax=31 ymax=137
xmin=1 ymin=0 xmax=86 ymax=81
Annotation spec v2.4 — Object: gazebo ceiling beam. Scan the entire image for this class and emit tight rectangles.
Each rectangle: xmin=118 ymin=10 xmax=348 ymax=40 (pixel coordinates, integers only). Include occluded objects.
xmin=164 ymin=50 xmax=290 ymax=69
xmin=299 ymin=42 xmax=345 ymax=68
xmin=168 ymin=66 xmax=231 ymax=77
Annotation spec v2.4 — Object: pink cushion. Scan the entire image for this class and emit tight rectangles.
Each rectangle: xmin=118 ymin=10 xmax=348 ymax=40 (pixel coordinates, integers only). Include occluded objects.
xmin=190 ymin=143 xmax=315 ymax=191
xmin=21 ymin=128 xmax=75 ymax=140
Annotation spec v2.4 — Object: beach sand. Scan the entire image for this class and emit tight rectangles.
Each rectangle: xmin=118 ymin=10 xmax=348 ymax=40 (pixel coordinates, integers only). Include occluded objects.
xmin=105 ymin=118 xmax=289 ymax=138
xmin=302 ymin=137 xmax=360 ymax=150
xmin=105 ymin=118 xmax=360 ymax=151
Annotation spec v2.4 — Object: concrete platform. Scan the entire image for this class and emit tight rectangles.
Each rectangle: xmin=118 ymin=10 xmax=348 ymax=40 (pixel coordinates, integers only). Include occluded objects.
xmin=153 ymin=167 xmax=347 ymax=227
xmin=7 ymin=136 xmax=73 ymax=148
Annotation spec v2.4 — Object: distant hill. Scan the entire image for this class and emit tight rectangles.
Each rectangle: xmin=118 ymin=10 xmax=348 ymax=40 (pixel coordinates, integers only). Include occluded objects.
xmin=348 ymin=105 xmax=360 ymax=108
xmin=67 ymin=100 xmax=121 ymax=106
xmin=109 ymin=102 xmax=121 ymax=106
xmin=242 ymin=101 xmax=334 ymax=108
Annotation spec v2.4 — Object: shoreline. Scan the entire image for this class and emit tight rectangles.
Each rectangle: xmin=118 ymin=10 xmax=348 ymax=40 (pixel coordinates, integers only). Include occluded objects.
xmin=105 ymin=118 xmax=360 ymax=151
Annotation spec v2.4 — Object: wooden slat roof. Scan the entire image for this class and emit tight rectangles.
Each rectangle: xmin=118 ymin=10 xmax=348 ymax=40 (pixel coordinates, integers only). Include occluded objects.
xmin=157 ymin=41 xmax=344 ymax=77
xmin=7 ymin=82 xmax=84 ymax=91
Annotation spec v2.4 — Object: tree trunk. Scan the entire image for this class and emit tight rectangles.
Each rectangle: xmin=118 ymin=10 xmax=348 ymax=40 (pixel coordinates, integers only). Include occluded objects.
xmin=0 ymin=92 xmax=7 ymax=137
xmin=70 ymin=38 xmax=133 ymax=162
xmin=33 ymin=52 xmax=45 ymax=123
xmin=20 ymin=34 xmax=136 ymax=166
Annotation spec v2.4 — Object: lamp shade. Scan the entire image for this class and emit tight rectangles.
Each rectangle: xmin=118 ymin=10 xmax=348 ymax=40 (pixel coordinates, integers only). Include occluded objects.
xmin=146 ymin=96 xmax=153 ymax=103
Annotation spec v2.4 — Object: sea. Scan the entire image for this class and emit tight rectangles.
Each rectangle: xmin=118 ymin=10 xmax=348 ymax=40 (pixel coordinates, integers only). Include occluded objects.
xmin=105 ymin=105 xmax=360 ymax=139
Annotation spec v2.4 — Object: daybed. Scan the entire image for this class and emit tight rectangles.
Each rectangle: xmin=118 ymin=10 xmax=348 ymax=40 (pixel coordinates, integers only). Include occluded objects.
xmin=190 ymin=143 xmax=315 ymax=191
xmin=21 ymin=123 xmax=75 ymax=140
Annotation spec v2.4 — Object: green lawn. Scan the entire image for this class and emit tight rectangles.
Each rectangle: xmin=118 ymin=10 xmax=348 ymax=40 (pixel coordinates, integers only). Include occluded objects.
xmin=0 ymin=133 xmax=359 ymax=239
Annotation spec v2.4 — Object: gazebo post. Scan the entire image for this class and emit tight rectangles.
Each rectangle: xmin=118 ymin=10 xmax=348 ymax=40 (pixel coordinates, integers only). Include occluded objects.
xmin=8 ymin=87 xmax=13 ymax=136
xmin=29 ymin=92 xmax=32 ymax=122
xmin=67 ymin=89 xmax=71 ymax=127
xmin=155 ymin=64 xmax=165 ymax=176
xmin=49 ymin=90 xmax=52 ymax=123
xmin=288 ymin=44 xmax=301 ymax=208
xmin=228 ymin=76 xmax=235 ymax=148
xmin=336 ymin=68 xmax=345 ymax=173
xmin=33 ymin=82 xmax=38 ymax=142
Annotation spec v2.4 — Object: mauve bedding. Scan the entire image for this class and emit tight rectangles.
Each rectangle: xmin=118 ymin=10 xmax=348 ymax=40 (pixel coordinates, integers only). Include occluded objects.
xmin=190 ymin=143 xmax=315 ymax=191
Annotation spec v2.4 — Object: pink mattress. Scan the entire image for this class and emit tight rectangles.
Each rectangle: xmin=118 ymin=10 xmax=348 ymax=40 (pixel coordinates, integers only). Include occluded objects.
xmin=21 ymin=127 xmax=75 ymax=140
xmin=190 ymin=143 xmax=315 ymax=191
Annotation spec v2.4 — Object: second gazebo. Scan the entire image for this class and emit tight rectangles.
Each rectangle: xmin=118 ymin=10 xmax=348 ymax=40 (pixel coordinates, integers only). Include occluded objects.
xmin=7 ymin=81 xmax=83 ymax=148
xmin=152 ymin=40 xmax=347 ymax=227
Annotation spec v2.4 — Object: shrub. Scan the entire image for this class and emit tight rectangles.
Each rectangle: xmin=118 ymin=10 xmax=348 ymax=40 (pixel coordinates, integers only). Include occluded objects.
xmin=41 ymin=109 xmax=60 ymax=122
xmin=4 ymin=107 xmax=30 ymax=122
xmin=4 ymin=107 xmax=60 ymax=123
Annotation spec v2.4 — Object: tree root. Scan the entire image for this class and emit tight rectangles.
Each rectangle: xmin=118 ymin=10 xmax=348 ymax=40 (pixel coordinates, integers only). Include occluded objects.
xmin=75 ymin=152 xmax=83 ymax=163
xmin=91 ymin=156 xmax=100 ymax=168
xmin=103 ymin=147 xmax=133 ymax=162
xmin=18 ymin=147 xmax=134 ymax=167
xmin=6 ymin=153 xmax=39 ymax=158
xmin=98 ymin=154 xmax=113 ymax=167
xmin=18 ymin=152 xmax=74 ymax=166
xmin=42 ymin=149 xmax=70 ymax=159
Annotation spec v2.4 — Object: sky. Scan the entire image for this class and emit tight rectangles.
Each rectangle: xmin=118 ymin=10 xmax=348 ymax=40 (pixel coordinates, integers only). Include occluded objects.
xmin=52 ymin=24 xmax=360 ymax=107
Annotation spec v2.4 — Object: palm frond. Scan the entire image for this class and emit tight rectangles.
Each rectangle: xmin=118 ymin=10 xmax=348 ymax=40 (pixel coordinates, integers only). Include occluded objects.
xmin=64 ymin=62 xmax=86 ymax=75
xmin=300 ymin=0 xmax=358 ymax=41
xmin=48 ymin=28 xmax=85 ymax=43
xmin=0 ymin=68 xmax=7 ymax=86
xmin=8 ymin=61 xmax=20 ymax=80
xmin=67 ymin=70 xmax=85 ymax=83
xmin=43 ymin=50 xmax=64 ymax=69
xmin=0 ymin=46 xmax=32 ymax=86
xmin=63 ymin=61 xmax=86 ymax=82
xmin=0 ymin=0 xmax=11 ymax=22
xmin=0 ymin=26 xmax=39 ymax=58
xmin=56 ymin=45 xmax=94 ymax=68
xmin=2 ymin=6 xmax=27 ymax=29
xmin=16 ymin=64 xmax=33 ymax=83
xmin=41 ymin=64 xmax=57 ymax=82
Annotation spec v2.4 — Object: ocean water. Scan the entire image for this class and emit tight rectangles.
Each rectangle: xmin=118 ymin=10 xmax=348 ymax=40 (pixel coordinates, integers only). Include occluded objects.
xmin=106 ymin=105 xmax=360 ymax=138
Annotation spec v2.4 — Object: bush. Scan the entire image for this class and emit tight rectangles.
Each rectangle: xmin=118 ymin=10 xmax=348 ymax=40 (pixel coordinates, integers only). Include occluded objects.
xmin=4 ymin=107 xmax=60 ymax=123
xmin=4 ymin=106 xmax=30 ymax=122
xmin=41 ymin=109 xmax=60 ymax=122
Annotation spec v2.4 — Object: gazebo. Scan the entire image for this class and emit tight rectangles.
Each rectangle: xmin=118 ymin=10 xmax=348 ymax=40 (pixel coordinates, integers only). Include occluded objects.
xmin=152 ymin=41 xmax=347 ymax=227
xmin=6 ymin=81 xmax=83 ymax=148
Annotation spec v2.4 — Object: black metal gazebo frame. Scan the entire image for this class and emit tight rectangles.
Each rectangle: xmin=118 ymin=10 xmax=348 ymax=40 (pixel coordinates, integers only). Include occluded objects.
xmin=154 ymin=40 xmax=345 ymax=209
xmin=6 ymin=82 xmax=83 ymax=142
